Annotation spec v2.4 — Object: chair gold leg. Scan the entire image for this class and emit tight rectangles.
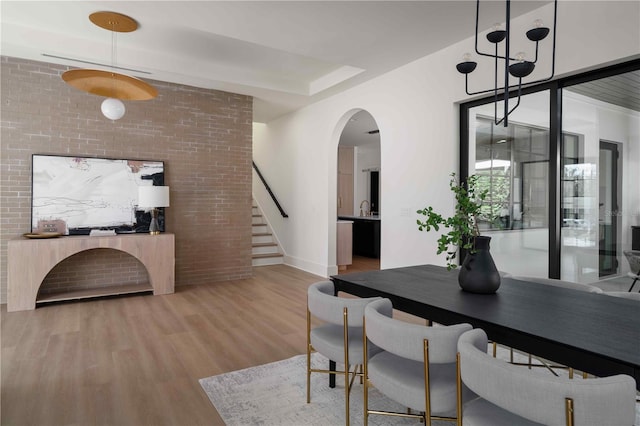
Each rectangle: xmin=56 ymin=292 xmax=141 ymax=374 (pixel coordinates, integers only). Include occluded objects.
xmin=306 ymin=306 xmax=311 ymax=404
xmin=363 ymin=319 xmax=369 ymax=426
xmin=343 ymin=307 xmax=350 ymax=426
xmin=423 ymin=339 xmax=431 ymax=426
xmin=565 ymin=397 xmax=574 ymax=426
xmin=456 ymin=352 xmax=462 ymax=426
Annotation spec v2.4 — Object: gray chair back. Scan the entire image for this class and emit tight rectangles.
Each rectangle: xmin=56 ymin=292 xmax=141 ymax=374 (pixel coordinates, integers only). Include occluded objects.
xmin=307 ymin=280 xmax=382 ymax=327
xmin=365 ymin=298 xmax=471 ymax=363
xmin=623 ymin=250 xmax=640 ymax=275
xmin=458 ymin=329 xmax=636 ymax=426
xmin=510 ymin=275 xmax=603 ymax=293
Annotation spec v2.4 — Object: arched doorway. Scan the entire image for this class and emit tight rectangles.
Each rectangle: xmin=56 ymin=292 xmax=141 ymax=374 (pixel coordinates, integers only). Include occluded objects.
xmin=336 ymin=110 xmax=381 ymax=272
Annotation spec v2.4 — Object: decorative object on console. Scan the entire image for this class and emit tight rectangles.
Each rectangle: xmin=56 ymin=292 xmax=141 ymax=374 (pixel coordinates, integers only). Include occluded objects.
xmin=61 ymin=11 xmax=157 ymax=120
xmin=416 ymin=173 xmax=501 ymax=293
xmin=22 ymin=232 xmax=62 ymax=239
xmin=138 ymin=186 xmax=170 ymax=235
xmin=456 ymin=0 xmax=557 ymax=127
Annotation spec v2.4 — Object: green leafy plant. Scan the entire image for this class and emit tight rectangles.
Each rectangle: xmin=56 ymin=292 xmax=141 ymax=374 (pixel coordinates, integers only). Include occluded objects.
xmin=416 ymin=173 xmax=488 ymax=270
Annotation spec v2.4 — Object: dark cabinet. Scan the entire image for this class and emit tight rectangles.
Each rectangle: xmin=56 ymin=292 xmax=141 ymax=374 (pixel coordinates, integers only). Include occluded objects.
xmin=352 ymin=219 xmax=380 ymax=258
xmin=632 ymin=226 xmax=640 ymax=251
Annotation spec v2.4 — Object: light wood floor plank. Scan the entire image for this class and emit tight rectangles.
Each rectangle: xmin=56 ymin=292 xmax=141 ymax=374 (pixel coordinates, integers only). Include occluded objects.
xmin=1 ymin=264 xmax=335 ymax=425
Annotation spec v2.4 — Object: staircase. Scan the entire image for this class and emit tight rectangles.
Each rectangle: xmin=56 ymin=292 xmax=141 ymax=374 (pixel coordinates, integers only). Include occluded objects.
xmin=252 ymin=203 xmax=284 ymax=267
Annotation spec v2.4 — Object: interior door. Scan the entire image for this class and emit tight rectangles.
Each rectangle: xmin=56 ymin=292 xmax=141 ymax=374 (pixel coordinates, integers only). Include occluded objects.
xmin=599 ymin=141 xmax=620 ymax=277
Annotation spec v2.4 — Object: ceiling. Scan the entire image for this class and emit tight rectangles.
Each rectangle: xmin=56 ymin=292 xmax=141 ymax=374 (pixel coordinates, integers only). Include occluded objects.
xmin=0 ymin=0 xmax=551 ymax=123
xmin=339 ymin=110 xmax=380 ymax=147
xmin=565 ymin=71 xmax=640 ymax=113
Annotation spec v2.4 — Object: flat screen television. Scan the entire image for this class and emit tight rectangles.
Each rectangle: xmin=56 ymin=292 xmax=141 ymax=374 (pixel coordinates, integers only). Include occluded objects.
xmin=31 ymin=154 xmax=165 ymax=235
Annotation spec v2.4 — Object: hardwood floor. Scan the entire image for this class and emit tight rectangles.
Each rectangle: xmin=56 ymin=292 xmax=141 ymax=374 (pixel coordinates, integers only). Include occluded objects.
xmin=341 ymin=255 xmax=380 ymax=273
xmin=1 ymin=265 xmax=325 ymax=425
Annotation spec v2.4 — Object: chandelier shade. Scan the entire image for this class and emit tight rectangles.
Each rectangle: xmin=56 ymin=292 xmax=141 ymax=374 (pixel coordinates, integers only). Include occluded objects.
xmin=62 ymin=69 xmax=158 ymax=100
xmin=456 ymin=0 xmax=557 ymax=127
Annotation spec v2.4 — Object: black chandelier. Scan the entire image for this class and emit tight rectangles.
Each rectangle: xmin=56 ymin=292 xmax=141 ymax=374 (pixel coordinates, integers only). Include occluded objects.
xmin=457 ymin=0 xmax=558 ymax=127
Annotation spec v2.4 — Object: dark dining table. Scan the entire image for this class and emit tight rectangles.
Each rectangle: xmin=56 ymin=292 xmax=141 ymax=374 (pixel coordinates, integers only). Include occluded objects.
xmin=331 ymin=264 xmax=640 ymax=390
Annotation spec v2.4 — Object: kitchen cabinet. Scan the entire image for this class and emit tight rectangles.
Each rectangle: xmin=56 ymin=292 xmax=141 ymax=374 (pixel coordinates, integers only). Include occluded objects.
xmin=338 ymin=216 xmax=380 ymax=258
xmin=337 ymin=147 xmax=354 ymax=216
xmin=337 ymin=220 xmax=353 ymax=269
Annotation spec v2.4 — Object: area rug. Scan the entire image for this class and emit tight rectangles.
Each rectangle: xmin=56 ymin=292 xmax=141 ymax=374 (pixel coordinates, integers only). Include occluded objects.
xmin=200 ymin=348 xmax=639 ymax=425
xmin=199 ymin=352 xmax=448 ymax=425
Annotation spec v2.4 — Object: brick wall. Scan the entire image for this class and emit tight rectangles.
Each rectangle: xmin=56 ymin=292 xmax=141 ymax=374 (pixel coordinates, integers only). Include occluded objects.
xmin=0 ymin=56 xmax=254 ymax=304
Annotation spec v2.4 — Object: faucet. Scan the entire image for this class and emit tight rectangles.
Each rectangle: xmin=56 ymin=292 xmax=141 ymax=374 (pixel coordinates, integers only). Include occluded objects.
xmin=359 ymin=200 xmax=370 ymax=217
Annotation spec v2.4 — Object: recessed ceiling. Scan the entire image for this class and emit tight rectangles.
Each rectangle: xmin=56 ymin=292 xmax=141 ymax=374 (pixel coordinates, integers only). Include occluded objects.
xmin=339 ymin=110 xmax=380 ymax=147
xmin=0 ymin=1 xmax=550 ymax=122
xmin=565 ymin=71 xmax=640 ymax=113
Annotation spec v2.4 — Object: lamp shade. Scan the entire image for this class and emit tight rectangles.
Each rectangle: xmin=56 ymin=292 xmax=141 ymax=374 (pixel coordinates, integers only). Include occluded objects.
xmin=138 ymin=186 xmax=170 ymax=208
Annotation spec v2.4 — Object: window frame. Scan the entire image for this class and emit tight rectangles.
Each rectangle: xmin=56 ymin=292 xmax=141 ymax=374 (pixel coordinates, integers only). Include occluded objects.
xmin=459 ymin=58 xmax=640 ymax=278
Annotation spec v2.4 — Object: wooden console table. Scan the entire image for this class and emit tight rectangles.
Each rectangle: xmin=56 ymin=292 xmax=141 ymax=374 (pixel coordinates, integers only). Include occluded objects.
xmin=7 ymin=233 xmax=175 ymax=312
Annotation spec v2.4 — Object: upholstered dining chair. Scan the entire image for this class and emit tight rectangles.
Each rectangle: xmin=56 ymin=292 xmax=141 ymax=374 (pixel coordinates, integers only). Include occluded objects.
xmin=456 ymin=328 xmax=636 ymax=426
xmin=363 ymin=298 xmax=472 ymax=426
xmin=306 ymin=280 xmax=383 ymax=426
xmin=623 ymin=250 xmax=640 ymax=292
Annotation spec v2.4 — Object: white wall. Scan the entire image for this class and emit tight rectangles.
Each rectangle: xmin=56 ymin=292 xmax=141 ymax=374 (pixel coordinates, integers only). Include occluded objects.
xmin=253 ymin=1 xmax=640 ymax=278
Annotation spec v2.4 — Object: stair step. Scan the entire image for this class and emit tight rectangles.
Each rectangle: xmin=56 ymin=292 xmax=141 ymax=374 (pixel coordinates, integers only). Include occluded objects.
xmin=252 ymin=242 xmax=279 ymax=255
xmin=251 ymin=200 xmax=283 ymax=266
xmin=252 ymin=234 xmax=273 ymax=244
xmin=252 ymin=252 xmax=284 ymax=267
xmin=252 ymin=232 xmax=272 ymax=237
xmin=252 ymin=242 xmax=277 ymax=248
xmin=252 ymin=253 xmax=284 ymax=259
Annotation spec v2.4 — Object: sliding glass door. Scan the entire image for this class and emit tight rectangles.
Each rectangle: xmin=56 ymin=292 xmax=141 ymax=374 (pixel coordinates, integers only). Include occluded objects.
xmin=561 ymin=79 xmax=628 ymax=283
xmin=599 ymin=142 xmax=620 ymax=277
xmin=461 ymin=59 xmax=640 ymax=284
xmin=467 ymin=91 xmax=551 ymax=278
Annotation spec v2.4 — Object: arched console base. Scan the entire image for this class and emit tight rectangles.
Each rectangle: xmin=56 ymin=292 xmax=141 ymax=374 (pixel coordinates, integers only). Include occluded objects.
xmin=7 ymin=233 xmax=174 ymax=312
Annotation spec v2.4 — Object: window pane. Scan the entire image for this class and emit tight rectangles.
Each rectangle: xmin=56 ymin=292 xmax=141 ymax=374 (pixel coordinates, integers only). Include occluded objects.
xmin=468 ymin=91 xmax=550 ymax=277
xmin=560 ymin=83 xmax=635 ymax=283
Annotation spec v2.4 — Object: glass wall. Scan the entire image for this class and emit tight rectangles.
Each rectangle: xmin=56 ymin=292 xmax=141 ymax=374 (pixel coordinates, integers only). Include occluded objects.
xmin=468 ymin=91 xmax=551 ymax=278
xmin=561 ymin=78 xmax=638 ymax=283
xmin=463 ymin=62 xmax=640 ymax=286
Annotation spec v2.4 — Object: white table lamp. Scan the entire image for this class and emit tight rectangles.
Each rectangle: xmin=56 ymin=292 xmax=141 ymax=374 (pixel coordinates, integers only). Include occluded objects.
xmin=138 ymin=186 xmax=170 ymax=235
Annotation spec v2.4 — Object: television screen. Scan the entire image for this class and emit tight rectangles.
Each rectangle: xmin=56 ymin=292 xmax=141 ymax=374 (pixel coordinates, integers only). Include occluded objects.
xmin=31 ymin=155 xmax=165 ymax=235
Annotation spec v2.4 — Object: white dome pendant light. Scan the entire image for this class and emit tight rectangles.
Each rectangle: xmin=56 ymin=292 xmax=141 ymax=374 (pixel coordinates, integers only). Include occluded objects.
xmin=101 ymin=98 xmax=126 ymax=120
xmin=61 ymin=12 xmax=157 ymax=121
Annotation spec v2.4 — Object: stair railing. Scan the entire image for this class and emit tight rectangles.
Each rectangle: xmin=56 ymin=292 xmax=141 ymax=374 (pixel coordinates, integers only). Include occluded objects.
xmin=253 ymin=161 xmax=288 ymax=218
